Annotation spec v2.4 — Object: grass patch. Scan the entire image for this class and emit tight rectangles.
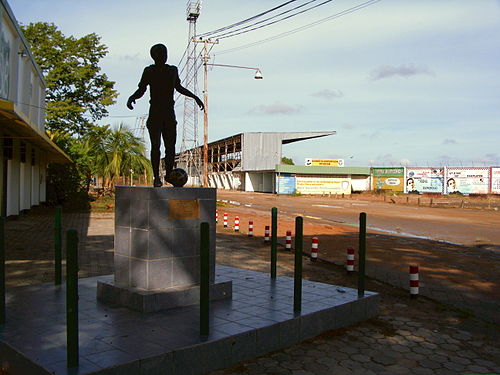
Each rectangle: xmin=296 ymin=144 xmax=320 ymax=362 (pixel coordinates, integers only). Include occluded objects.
xmin=89 ymin=194 xmax=115 ymax=212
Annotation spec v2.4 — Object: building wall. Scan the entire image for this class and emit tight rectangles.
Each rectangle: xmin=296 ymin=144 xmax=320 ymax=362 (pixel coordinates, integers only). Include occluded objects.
xmin=1 ymin=0 xmax=50 ymax=216
xmin=351 ymin=175 xmax=371 ymax=192
xmin=244 ymin=172 xmax=274 ymax=193
xmin=208 ymin=172 xmax=242 ymax=190
xmin=6 ymin=138 xmax=19 ymax=216
xmin=31 ymin=155 xmax=40 ymax=205
xmin=39 ymin=150 xmax=47 ymax=202
xmin=242 ymin=133 xmax=282 ymax=171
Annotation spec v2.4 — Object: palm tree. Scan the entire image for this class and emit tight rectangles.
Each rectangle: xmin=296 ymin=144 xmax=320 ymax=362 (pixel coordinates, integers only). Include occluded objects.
xmin=102 ymin=123 xmax=152 ymax=188
xmin=83 ymin=123 xmax=152 ymax=189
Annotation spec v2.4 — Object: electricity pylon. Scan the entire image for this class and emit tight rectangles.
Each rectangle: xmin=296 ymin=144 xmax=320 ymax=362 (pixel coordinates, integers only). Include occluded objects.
xmin=179 ymin=1 xmax=202 ymax=185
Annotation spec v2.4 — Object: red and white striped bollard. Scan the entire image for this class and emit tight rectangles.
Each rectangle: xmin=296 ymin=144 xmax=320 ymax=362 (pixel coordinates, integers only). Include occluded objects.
xmin=248 ymin=221 xmax=254 ymax=237
xmin=234 ymin=216 xmax=240 ymax=232
xmin=264 ymin=225 xmax=270 ymax=242
xmin=216 ymin=210 xmax=218 ymax=224
xmin=285 ymin=230 xmax=292 ymax=251
xmin=311 ymin=237 xmax=318 ymax=262
xmin=346 ymin=247 xmax=355 ymax=272
xmin=223 ymin=213 xmax=228 ymax=228
xmin=410 ymin=265 xmax=419 ymax=298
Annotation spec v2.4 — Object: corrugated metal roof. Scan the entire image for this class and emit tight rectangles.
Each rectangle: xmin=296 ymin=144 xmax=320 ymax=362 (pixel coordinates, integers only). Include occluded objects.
xmin=241 ymin=131 xmax=336 ymax=171
xmin=275 ymin=164 xmax=371 ymax=175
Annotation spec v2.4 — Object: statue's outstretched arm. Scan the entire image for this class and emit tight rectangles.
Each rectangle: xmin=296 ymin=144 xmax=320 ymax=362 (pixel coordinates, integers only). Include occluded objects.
xmin=174 ymin=70 xmax=205 ymax=111
xmin=127 ymin=69 xmax=148 ymax=110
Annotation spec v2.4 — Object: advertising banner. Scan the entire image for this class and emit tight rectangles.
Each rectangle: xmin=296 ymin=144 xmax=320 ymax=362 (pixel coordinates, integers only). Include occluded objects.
xmin=305 ymin=158 xmax=344 ymax=167
xmin=405 ymin=168 xmax=444 ymax=194
xmin=371 ymin=168 xmax=404 ymax=192
xmin=276 ymin=174 xmax=296 ymax=194
xmin=445 ymin=167 xmax=490 ymax=195
xmin=295 ymin=176 xmax=351 ymax=195
xmin=490 ymin=167 xmax=500 ymax=194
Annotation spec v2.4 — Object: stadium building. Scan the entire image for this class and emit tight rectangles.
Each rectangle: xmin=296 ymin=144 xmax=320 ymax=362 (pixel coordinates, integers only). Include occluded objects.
xmin=177 ymin=131 xmax=371 ymax=194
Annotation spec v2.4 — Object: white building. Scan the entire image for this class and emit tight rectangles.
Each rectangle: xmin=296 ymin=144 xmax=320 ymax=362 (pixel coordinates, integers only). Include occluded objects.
xmin=0 ymin=0 xmax=70 ymax=217
xmin=178 ymin=131 xmax=370 ymax=194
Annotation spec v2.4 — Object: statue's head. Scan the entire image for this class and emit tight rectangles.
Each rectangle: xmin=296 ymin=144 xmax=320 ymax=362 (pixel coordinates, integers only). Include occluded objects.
xmin=150 ymin=44 xmax=168 ymax=65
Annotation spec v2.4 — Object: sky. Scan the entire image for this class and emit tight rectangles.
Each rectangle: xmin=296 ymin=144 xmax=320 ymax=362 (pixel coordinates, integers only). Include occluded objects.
xmin=9 ymin=0 xmax=500 ymax=167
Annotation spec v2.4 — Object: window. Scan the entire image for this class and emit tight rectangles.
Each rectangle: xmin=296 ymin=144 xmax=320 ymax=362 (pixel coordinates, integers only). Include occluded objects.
xmin=3 ymin=138 xmax=13 ymax=160
xmin=20 ymin=142 xmax=26 ymax=163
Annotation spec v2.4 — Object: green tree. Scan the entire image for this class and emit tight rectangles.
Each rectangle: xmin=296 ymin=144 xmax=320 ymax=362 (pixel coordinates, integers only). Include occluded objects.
xmin=46 ymin=124 xmax=151 ymax=202
xmin=98 ymin=124 xmax=152 ymax=189
xmin=45 ymin=130 xmax=90 ymax=207
xmin=20 ymin=22 xmax=118 ymax=135
xmin=281 ymin=156 xmax=295 ymax=165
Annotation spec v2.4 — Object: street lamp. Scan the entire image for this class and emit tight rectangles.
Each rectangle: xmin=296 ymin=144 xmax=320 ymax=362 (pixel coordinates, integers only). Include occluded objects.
xmin=201 ymin=61 xmax=263 ymax=187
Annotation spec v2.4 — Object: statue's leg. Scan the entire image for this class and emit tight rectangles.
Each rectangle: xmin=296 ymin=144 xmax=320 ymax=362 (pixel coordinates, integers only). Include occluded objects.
xmin=162 ymin=125 xmax=176 ymax=178
xmin=147 ymin=118 xmax=162 ymax=187
xmin=162 ymin=113 xmax=177 ymax=183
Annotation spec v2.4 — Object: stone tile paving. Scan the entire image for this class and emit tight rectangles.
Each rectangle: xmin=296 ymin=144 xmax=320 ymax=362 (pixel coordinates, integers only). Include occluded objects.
xmin=3 ymin=208 xmax=500 ymax=375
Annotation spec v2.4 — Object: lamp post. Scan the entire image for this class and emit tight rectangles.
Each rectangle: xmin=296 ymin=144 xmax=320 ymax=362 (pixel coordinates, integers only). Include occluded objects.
xmin=199 ymin=40 xmax=263 ymax=187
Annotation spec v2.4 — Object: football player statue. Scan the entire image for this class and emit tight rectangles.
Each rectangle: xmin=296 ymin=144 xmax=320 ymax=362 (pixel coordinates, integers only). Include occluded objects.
xmin=127 ymin=43 xmax=204 ymax=187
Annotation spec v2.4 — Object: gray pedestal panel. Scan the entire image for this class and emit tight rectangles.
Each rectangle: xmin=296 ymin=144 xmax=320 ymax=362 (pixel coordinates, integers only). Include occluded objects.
xmin=97 ymin=186 xmax=232 ymax=312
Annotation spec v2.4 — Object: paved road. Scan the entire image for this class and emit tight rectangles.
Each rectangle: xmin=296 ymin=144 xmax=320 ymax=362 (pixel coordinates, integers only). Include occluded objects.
xmin=217 ymin=190 xmax=500 ymax=248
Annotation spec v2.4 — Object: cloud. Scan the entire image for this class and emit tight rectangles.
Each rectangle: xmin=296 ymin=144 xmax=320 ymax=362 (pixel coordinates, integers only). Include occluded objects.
xmin=476 ymin=153 xmax=500 ymax=164
xmin=372 ymin=153 xmax=397 ymax=166
xmin=118 ymin=53 xmax=142 ymax=61
xmin=370 ymin=64 xmax=434 ymax=80
xmin=360 ymin=131 xmax=380 ymax=140
xmin=341 ymin=123 xmax=355 ymax=130
xmin=442 ymin=139 xmax=458 ymax=144
xmin=310 ymin=89 xmax=343 ymax=100
xmin=249 ymin=102 xmax=303 ymax=115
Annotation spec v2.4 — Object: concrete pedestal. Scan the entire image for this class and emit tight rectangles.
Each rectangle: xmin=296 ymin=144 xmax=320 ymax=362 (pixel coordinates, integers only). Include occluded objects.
xmin=97 ymin=186 xmax=232 ymax=312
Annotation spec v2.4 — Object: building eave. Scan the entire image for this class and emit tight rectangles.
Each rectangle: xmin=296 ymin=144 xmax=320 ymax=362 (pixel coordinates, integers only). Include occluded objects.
xmin=0 ymin=99 xmax=71 ymax=163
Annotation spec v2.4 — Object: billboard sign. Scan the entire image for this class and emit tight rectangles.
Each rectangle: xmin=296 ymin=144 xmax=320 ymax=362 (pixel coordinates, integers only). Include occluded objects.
xmin=445 ymin=167 xmax=489 ymax=195
xmin=295 ymin=177 xmax=351 ymax=195
xmin=276 ymin=174 xmax=296 ymax=194
xmin=372 ymin=167 xmax=404 ymax=192
xmin=490 ymin=167 xmax=500 ymax=194
xmin=305 ymin=158 xmax=344 ymax=167
xmin=405 ymin=168 xmax=444 ymax=194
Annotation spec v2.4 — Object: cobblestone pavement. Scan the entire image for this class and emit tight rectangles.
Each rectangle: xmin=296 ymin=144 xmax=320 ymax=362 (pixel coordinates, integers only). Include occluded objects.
xmin=3 ymin=207 xmax=500 ymax=375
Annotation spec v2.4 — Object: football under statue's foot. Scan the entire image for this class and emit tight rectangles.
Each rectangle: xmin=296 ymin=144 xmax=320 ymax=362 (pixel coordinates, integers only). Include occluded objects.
xmin=153 ymin=177 xmax=162 ymax=187
xmin=165 ymin=168 xmax=188 ymax=187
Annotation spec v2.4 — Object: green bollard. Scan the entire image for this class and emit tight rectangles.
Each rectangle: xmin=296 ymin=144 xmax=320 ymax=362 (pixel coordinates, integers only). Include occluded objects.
xmin=0 ymin=217 xmax=5 ymax=324
xmin=294 ymin=216 xmax=303 ymax=313
xmin=55 ymin=206 xmax=62 ymax=285
xmin=271 ymin=207 xmax=278 ymax=279
xmin=200 ymin=222 xmax=210 ymax=337
xmin=358 ymin=212 xmax=366 ymax=297
xmin=66 ymin=229 xmax=79 ymax=368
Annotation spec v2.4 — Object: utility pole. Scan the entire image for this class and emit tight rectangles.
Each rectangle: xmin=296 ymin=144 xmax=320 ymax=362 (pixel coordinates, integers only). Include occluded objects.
xmin=194 ymin=38 xmax=218 ymax=187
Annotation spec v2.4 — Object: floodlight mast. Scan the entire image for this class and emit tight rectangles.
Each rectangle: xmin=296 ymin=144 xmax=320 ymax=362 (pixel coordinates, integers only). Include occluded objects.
xmin=180 ymin=1 xmax=202 ymax=185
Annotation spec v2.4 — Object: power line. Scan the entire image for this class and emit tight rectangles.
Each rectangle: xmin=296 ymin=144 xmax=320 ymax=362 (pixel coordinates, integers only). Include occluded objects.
xmin=213 ymin=0 xmax=335 ymax=40
xmin=198 ymin=0 xmax=297 ymax=38
xmin=215 ymin=0 xmax=381 ymax=56
xmin=208 ymin=0 xmax=319 ymax=39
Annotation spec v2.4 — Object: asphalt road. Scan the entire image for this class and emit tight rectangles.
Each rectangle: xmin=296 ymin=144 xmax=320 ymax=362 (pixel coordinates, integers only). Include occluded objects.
xmin=217 ymin=190 xmax=500 ymax=248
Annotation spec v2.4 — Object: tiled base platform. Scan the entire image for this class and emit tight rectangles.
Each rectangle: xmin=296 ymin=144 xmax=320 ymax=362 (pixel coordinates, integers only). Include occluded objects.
xmin=0 ymin=266 xmax=379 ymax=375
